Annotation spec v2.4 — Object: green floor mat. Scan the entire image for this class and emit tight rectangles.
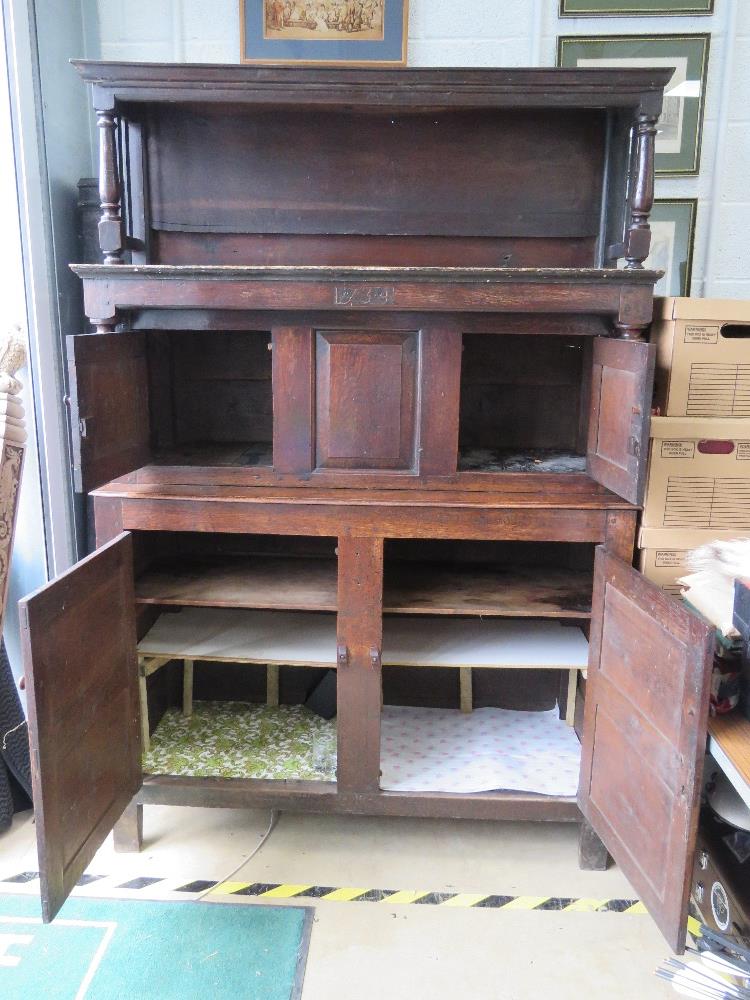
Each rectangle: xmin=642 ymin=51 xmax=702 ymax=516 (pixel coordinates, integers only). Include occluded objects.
xmin=143 ymin=701 xmax=337 ymax=780
xmin=0 ymin=893 xmax=311 ymax=1000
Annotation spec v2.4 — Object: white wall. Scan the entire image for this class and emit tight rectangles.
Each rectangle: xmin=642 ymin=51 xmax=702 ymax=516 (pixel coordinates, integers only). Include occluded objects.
xmin=1 ymin=0 xmax=97 ymax=679
xmin=84 ymin=0 xmax=750 ymax=301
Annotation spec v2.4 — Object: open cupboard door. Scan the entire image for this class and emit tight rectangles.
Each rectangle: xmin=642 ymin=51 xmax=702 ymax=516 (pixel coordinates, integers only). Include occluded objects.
xmin=67 ymin=332 xmax=150 ymax=495
xmin=587 ymin=337 xmax=655 ymax=504
xmin=579 ymin=548 xmax=714 ymax=953
xmin=19 ymin=534 xmax=141 ymax=922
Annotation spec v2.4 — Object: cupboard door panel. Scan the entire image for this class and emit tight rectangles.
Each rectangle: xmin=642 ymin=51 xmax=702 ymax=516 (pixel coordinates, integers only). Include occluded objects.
xmin=579 ymin=548 xmax=713 ymax=953
xmin=587 ymin=338 xmax=654 ymax=504
xmin=67 ymin=332 xmax=150 ymax=493
xmin=316 ymin=331 xmax=418 ymax=471
xmin=20 ymin=534 xmax=141 ymax=922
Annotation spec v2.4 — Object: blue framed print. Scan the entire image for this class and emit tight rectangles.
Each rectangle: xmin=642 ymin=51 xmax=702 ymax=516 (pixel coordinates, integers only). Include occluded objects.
xmin=241 ymin=1 xmax=409 ymax=65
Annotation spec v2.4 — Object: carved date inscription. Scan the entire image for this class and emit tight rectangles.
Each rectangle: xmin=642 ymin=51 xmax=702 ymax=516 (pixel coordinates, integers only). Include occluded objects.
xmin=334 ymin=285 xmax=395 ymax=307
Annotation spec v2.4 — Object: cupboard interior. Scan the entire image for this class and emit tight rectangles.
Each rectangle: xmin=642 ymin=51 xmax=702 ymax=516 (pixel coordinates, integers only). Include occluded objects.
xmin=379 ymin=538 xmax=590 ymax=794
xmin=135 ymin=534 xmax=596 ymax=620
xmin=458 ymin=334 xmax=589 ymax=472
xmin=137 ymin=533 xmax=338 ymax=783
xmin=145 ymin=105 xmax=606 ymax=269
xmin=130 ymin=329 xmax=593 ymax=476
xmin=136 ymin=535 xmax=592 ymax=785
xmin=146 ymin=329 xmax=273 ymax=467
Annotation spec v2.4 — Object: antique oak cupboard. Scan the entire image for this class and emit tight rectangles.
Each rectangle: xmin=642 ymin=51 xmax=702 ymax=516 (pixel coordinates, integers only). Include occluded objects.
xmin=19 ymin=63 xmax=715 ymax=951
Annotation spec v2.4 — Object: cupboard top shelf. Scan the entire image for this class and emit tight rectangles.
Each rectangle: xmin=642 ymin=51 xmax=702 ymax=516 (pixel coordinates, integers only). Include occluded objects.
xmin=94 ymin=477 xmax=635 ymax=510
xmin=72 ymin=61 xmax=672 ymax=112
xmin=71 ymin=264 xmax=662 ymax=284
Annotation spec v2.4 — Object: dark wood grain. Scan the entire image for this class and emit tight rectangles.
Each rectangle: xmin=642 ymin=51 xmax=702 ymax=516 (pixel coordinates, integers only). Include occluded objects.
xmin=316 ymin=331 xmax=418 ymax=471
xmin=134 ymin=554 xmax=593 ymax=618
xmin=586 ymin=337 xmax=655 ymax=504
xmin=112 ymin=801 xmax=143 ymax=853
xmin=138 ymin=775 xmax=580 ymax=822
xmin=147 ymin=107 xmax=604 ymax=241
xmin=73 ymin=61 xmax=672 ymax=111
xmin=271 ymin=327 xmax=314 ymax=475
xmin=336 ymin=537 xmax=383 ymax=793
xmin=74 ymin=265 xmax=661 ymax=330
xmin=20 ymin=534 xmax=140 ymax=921
xmin=460 ymin=334 xmax=584 ymax=453
xmin=419 ymin=328 xmax=462 ymax=476
xmin=579 ymin=548 xmax=714 ymax=954
xmin=128 ymin=309 xmax=611 ymax=338
xmin=96 ymin=109 xmax=123 ymax=264
xmin=153 ymin=231 xmax=597 ymax=269
xmin=67 ymin=332 xmax=150 ymax=494
xmin=117 ymin=498 xmax=610 ymax=544
xmin=169 ymin=330 xmax=272 ymax=448
xmin=578 ymin=819 xmax=610 ymax=871
xmin=625 ymin=113 xmax=658 ymax=270
xmin=92 ymin=494 xmax=124 ymax=547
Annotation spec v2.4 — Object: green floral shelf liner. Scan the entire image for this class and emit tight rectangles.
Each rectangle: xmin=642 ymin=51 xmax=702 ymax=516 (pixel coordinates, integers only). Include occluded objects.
xmin=142 ymin=701 xmax=337 ymax=781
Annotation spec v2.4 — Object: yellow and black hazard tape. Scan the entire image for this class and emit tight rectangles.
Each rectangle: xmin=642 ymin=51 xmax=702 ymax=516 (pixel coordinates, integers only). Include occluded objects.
xmin=203 ymin=884 xmax=647 ymax=912
xmin=1 ymin=872 xmax=647 ymax=913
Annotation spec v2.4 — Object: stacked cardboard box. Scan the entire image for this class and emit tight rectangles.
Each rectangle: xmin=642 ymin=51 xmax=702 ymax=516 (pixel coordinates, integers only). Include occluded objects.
xmin=640 ymin=298 xmax=750 ymax=592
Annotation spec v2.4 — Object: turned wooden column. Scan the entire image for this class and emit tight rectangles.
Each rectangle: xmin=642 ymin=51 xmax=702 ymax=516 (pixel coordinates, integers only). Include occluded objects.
xmin=624 ymin=112 xmax=658 ymax=270
xmin=97 ymin=109 xmax=124 ymax=264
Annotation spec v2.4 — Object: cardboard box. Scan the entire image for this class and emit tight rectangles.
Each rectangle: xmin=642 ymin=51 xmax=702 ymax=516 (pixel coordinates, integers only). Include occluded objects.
xmin=651 ymin=297 xmax=750 ymax=417
xmin=639 ymin=527 xmax=749 ymax=594
xmin=643 ymin=416 xmax=750 ymax=530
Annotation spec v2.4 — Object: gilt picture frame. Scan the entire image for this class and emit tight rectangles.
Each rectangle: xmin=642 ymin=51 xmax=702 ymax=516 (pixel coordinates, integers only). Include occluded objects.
xmin=559 ymin=0 xmax=714 ymax=15
xmin=557 ymin=34 xmax=710 ymax=175
xmin=241 ymin=0 xmax=409 ymax=66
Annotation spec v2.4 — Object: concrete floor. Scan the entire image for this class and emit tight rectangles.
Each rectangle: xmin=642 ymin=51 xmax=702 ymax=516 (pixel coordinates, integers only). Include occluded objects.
xmin=0 ymin=806 xmax=674 ymax=998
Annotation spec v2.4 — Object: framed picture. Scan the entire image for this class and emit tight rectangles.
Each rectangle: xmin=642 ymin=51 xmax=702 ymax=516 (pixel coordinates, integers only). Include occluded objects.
xmin=560 ymin=0 xmax=713 ymax=14
xmin=557 ymin=34 xmax=710 ymax=175
xmin=241 ymin=1 xmax=409 ymax=66
xmin=646 ymin=199 xmax=697 ymax=297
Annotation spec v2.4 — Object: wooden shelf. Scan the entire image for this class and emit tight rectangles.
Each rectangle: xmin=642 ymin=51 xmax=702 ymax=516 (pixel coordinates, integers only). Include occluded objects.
xmin=136 ymin=556 xmax=592 ymax=619
xmin=708 ymin=713 xmax=750 ymax=811
xmin=137 ymin=557 xmax=338 ymax=612
xmin=458 ymin=448 xmax=586 ymax=475
xmin=138 ymin=606 xmax=589 ymax=670
xmin=385 ymin=562 xmax=592 ymax=618
xmin=152 ymin=443 xmax=272 ymax=468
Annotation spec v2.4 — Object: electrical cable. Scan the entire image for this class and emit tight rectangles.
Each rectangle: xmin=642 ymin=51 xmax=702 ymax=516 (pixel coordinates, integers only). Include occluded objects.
xmin=196 ymin=809 xmax=280 ymax=902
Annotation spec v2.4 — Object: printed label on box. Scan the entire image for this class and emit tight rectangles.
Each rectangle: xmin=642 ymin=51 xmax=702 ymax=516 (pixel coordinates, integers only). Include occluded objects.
xmin=737 ymin=442 xmax=750 ymax=461
xmin=655 ymin=550 xmax=685 ymax=568
xmin=661 ymin=440 xmax=695 ymax=459
xmin=684 ymin=325 xmax=719 ymax=344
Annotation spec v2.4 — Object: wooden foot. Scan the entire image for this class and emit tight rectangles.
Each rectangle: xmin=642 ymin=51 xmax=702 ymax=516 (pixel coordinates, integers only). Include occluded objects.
xmin=565 ymin=669 xmax=578 ymax=726
xmin=183 ymin=658 xmax=194 ymax=717
xmin=578 ymin=820 xmax=610 ymax=871
xmin=459 ymin=667 xmax=472 ymax=713
xmin=266 ymin=663 xmax=279 ymax=707
xmin=138 ymin=658 xmax=149 ymax=752
xmin=113 ymin=801 xmax=143 ymax=853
